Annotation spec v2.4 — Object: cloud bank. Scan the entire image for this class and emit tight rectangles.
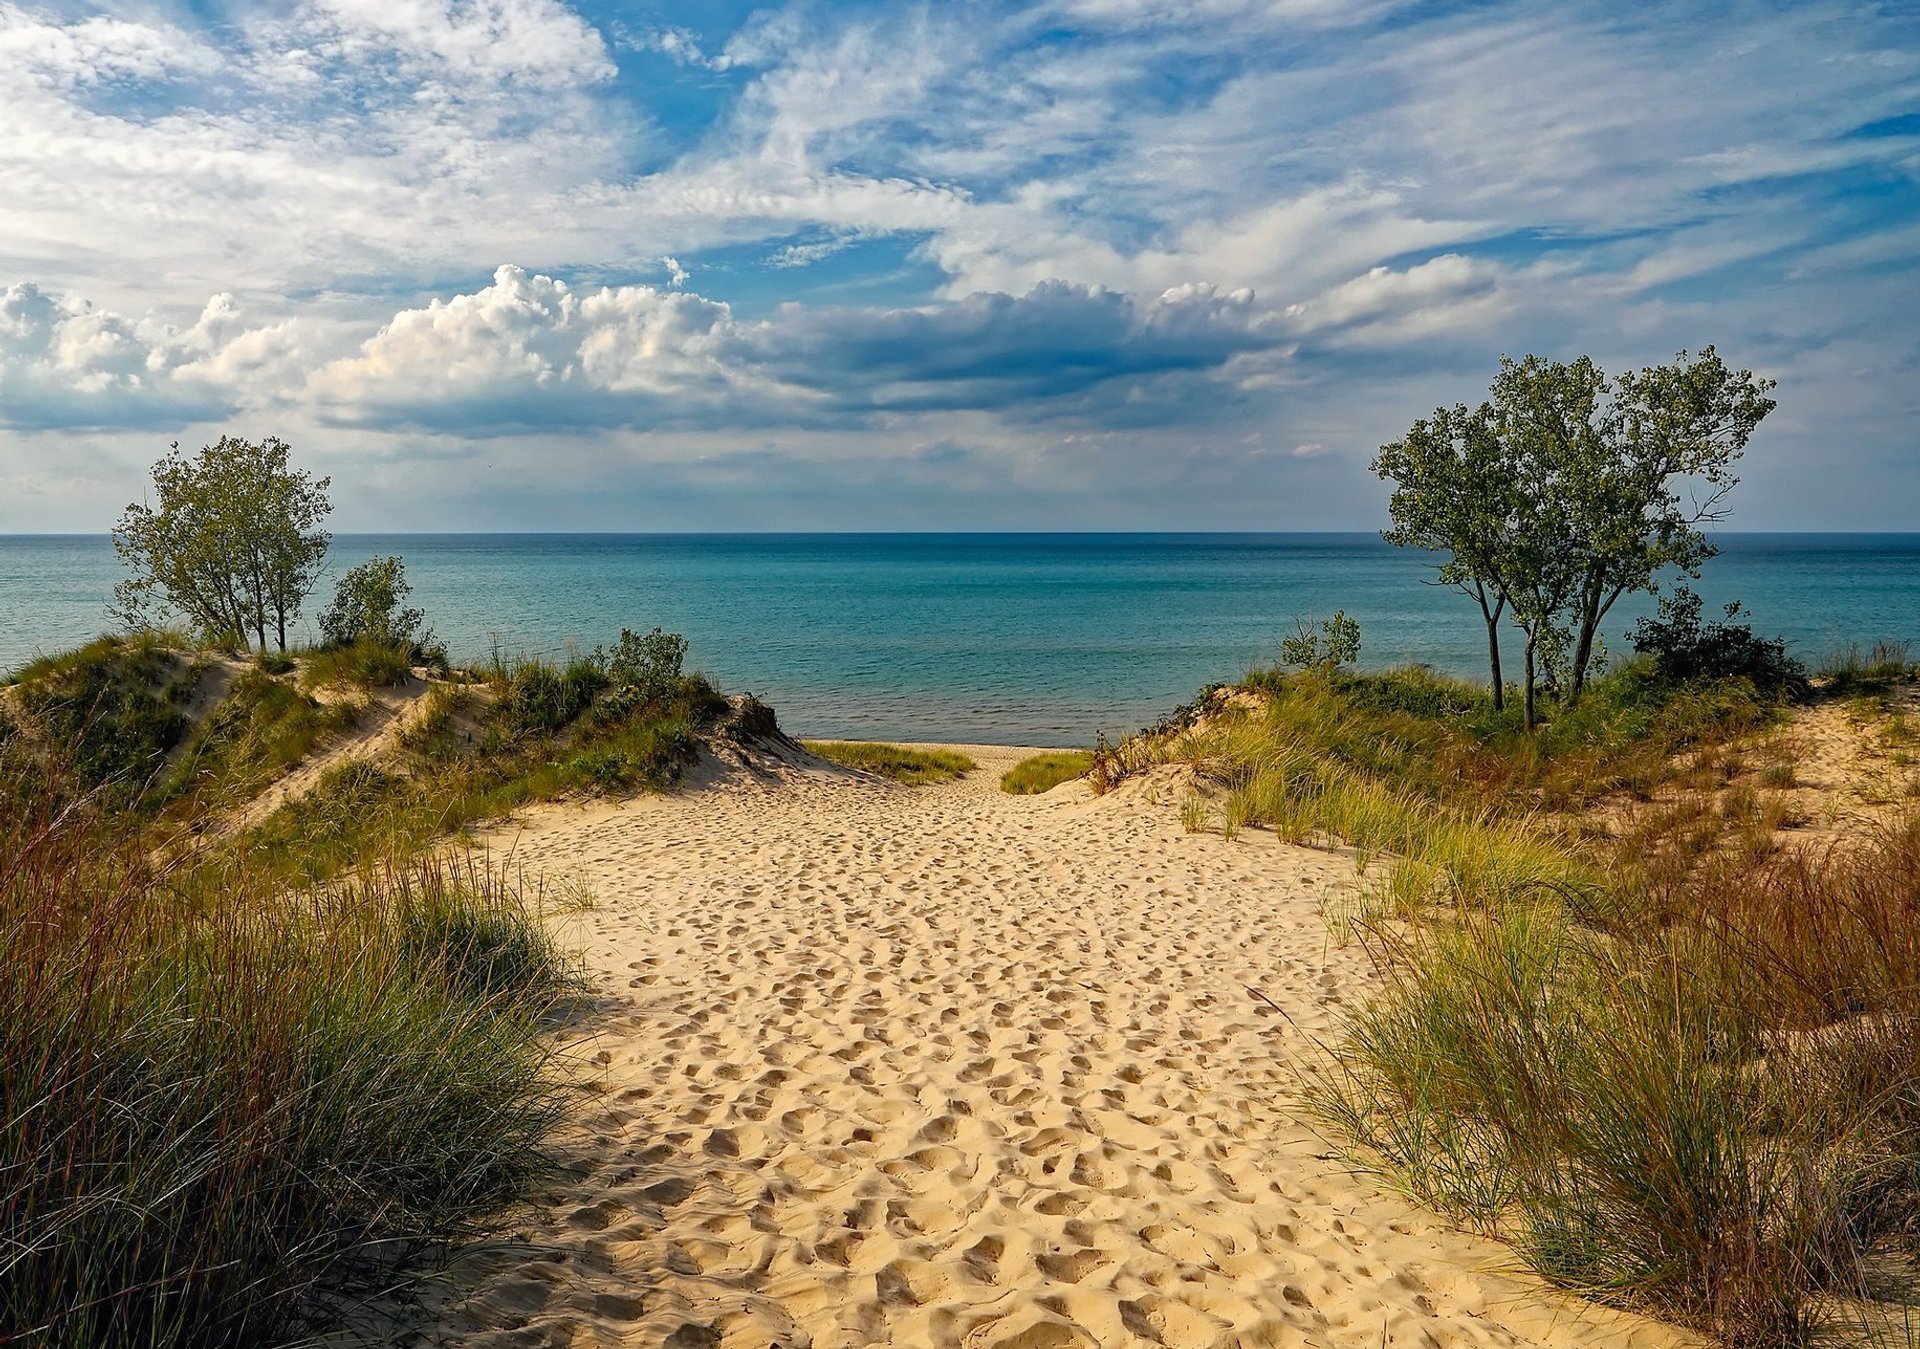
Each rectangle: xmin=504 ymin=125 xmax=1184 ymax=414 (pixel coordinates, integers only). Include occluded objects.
xmin=0 ymin=0 xmax=1915 ymax=529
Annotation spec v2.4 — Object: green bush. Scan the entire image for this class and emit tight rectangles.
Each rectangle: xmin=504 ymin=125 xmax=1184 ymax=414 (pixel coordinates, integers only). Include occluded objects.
xmin=1631 ymin=588 xmax=1808 ymax=700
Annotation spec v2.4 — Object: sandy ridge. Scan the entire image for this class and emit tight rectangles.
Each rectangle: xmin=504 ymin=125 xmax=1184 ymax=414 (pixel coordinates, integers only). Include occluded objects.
xmin=392 ymin=744 xmax=1690 ymax=1349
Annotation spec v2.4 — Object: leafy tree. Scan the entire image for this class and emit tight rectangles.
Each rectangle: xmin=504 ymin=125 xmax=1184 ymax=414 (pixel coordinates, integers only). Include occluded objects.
xmin=1375 ymin=348 xmax=1775 ymax=730
xmin=318 ymin=556 xmax=432 ymax=654
xmin=113 ymin=436 xmax=331 ymax=652
xmin=1496 ymin=348 xmax=1775 ymax=703
xmin=1281 ymin=611 xmax=1361 ymax=673
xmin=1373 ymin=403 xmax=1517 ymax=709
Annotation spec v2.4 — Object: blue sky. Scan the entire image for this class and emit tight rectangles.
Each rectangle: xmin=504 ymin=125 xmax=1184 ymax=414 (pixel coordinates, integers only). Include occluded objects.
xmin=0 ymin=0 xmax=1915 ymax=530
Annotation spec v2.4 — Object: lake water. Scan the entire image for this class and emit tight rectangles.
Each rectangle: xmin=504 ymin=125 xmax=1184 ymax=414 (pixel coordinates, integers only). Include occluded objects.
xmin=1 ymin=533 xmax=1914 ymax=744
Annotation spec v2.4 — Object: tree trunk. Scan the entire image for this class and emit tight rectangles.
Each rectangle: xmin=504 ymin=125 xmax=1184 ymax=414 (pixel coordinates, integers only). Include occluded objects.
xmin=1523 ymin=637 xmax=1538 ymax=732
xmin=1568 ymin=584 xmax=1602 ymax=704
xmin=1477 ymin=587 xmax=1506 ymax=712
xmin=276 ymin=607 xmax=288 ymax=653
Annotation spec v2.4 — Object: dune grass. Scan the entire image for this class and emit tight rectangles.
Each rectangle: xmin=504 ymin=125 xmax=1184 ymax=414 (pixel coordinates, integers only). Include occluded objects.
xmin=803 ymin=740 xmax=976 ymax=784
xmin=0 ymin=736 xmax=574 ymax=1348
xmin=1099 ymin=659 xmax=1920 ymax=1344
xmin=1000 ymin=750 xmax=1094 ymax=794
xmin=238 ymin=656 xmax=728 ymax=885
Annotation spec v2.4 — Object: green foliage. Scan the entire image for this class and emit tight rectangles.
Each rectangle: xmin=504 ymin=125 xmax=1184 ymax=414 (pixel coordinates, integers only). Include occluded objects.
xmin=1000 ymin=750 xmax=1094 ymax=795
xmin=1630 ymin=587 xmax=1808 ymax=699
xmin=302 ymin=634 xmax=416 ymax=690
xmin=501 ymin=656 xmax=606 ymax=734
xmin=318 ymin=555 xmax=438 ymax=660
xmin=0 ymin=750 xmax=571 ymax=1349
xmin=7 ymin=633 xmax=199 ymax=794
xmin=113 ymin=436 xmax=332 ymax=653
xmin=1375 ymin=348 xmax=1777 ymax=726
xmin=1819 ymin=638 xmax=1915 ymax=693
xmin=596 ymin=625 xmax=688 ymax=711
xmin=1279 ymin=610 xmax=1361 ymax=672
xmin=802 ymin=740 xmax=976 ymax=784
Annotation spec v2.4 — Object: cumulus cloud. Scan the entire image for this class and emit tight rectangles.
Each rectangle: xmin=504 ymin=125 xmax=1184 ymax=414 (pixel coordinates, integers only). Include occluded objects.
xmin=305 ymin=267 xmax=1283 ymax=431
xmin=0 ymin=282 xmax=282 ymax=429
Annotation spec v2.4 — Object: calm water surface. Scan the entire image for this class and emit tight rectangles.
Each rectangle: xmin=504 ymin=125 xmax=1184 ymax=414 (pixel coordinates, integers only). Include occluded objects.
xmin=2 ymin=533 xmax=1913 ymax=744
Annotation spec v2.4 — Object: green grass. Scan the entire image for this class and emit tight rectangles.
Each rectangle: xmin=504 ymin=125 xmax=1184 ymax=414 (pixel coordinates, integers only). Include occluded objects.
xmin=156 ymin=668 xmax=359 ymax=816
xmin=301 ymin=635 xmax=415 ymax=690
xmin=1000 ymin=750 xmax=1093 ymax=794
xmin=238 ymin=658 xmax=728 ymax=885
xmin=1104 ymin=660 xmax=1920 ymax=1344
xmin=0 ymin=742 xmax=574 ymax=1348
xmin=802 ymin=740 xmax=976 ymax=784
xmin=4 ymin=632 xmax=204 ymax=798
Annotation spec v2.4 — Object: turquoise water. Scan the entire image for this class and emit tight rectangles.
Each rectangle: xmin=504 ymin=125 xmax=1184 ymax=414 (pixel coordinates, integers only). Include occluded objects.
xmin=1 ymin=534 xmax=1914 ymax=744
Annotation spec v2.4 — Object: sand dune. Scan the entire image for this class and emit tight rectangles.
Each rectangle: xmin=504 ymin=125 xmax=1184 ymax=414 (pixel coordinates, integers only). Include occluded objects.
xmin=402 ymin=744 xmax=1691 ymax=1349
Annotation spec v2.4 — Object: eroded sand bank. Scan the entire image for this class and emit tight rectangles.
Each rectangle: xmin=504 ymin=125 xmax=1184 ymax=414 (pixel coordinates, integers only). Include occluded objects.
xmin=408 ymin=744 xmax=1690 ymax=1349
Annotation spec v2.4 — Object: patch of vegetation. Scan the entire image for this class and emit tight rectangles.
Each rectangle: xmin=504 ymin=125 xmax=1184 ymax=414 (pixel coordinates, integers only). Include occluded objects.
xmin=244 ymin=638 xmax=728 ymax=884
xmin=302 ymin=634 xmax=417 ymax=689
xmin=1001 ymin=750 xmax=1094 ymax=795
xmin=6 ymin=632 xmax=202 ymax=796
xmin=803 ymin=740 xmax=976 ymax=784
xmin=0 ymin=743 xmax=573 ymax=1349
xmin=158 ymin=668 xmax=358 ymax=814
xmin=1820 ymin=638 xmax=1916 ymax=694
xmin=1105 ymin=659 xmax=1916 ymax=1344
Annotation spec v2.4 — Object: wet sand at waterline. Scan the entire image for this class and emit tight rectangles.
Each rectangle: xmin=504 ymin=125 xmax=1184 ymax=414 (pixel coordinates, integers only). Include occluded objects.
xmin=404 ymin=744 xmax=1690 ymax=1349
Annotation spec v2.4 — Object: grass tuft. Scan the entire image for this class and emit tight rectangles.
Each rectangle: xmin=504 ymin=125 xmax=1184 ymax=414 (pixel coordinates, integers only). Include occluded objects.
xmin=803 ymin=740 xmax=976 ymax=784
xmin=1000 ymin=750 xmax=1094 ymax=795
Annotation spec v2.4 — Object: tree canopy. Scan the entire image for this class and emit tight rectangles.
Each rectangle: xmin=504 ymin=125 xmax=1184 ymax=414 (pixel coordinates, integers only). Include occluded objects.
xmin=113 ymin=436 xmax=332 ymax=652
xmin=1374 ymin=347 xmax=1775 ymax=728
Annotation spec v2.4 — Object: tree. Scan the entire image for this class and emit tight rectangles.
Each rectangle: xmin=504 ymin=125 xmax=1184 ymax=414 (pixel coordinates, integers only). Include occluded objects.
xmin=1549 ymin=347 xmax=1774 ymax=702
xmin=1373 ymin=403 xmax=1518 ymax=709
xmin=318 ymin=556 xmax=431 ymax=653
xmin=113 ymin=436 xmax=331 ymax=652
xmin=1375 ymin=348 xmax=1775 ymax=730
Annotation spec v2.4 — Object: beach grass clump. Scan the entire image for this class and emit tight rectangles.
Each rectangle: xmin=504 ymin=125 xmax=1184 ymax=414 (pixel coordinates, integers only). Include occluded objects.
xmin=301 ymin=634 xmax=417 ymax=689
xmin=0 ymin=744 xmax=573 ymax=1349
xmin=802 ymin=740 xmax=976 ymax=784
xmin=157 ymin=667 xmax=359 ymax=814
xmin=5 ymin=631 xmax=203 ymax=796
xmin=1000 ymin=750 xmax=1094 ymax=794
xmin=1818 ymin=639 xmax=1915 ymax=694
xmin=1320 ymin=823 xmax=1920 ymax=1346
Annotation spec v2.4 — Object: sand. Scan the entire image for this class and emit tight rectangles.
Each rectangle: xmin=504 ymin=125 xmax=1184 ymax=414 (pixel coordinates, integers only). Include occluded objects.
xmin=401 ymin=743 xmax=1692 ymax=1349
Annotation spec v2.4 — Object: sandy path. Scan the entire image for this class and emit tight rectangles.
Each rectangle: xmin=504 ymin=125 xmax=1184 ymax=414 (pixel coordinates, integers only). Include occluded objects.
xmin=412 ymin=746 xmax=1688 ymax=1349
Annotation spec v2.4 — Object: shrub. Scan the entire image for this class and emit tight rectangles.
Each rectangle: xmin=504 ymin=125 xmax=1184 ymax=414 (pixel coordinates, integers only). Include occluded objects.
xmin=317 ymin=556 xmax=442 ymax=665
xmin=1280 ymin=610 xmax=1362 ymax=673
xmin=597 ymin=626 xmax=688 ymax=711
xmin=1630 ymin=588 xmax=1807 ymax=699
xmin=1001 ymin=750 xmax=1094 ymax=795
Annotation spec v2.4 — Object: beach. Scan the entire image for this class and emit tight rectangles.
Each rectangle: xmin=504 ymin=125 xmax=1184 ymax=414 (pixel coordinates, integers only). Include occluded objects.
xmin=396 ymin=741 xmax=1687 ymax=1349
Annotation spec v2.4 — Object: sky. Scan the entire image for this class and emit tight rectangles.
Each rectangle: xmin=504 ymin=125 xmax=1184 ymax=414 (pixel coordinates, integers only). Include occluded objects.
xmin=0 ymin=0 xmax=1916 ymax=532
